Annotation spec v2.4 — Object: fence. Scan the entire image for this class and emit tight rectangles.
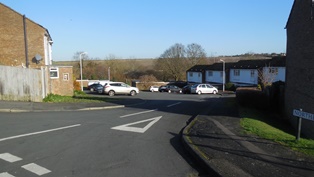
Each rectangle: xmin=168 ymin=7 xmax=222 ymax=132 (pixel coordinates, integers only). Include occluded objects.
xmin=0 ymin=65 xmax=48 ymax=102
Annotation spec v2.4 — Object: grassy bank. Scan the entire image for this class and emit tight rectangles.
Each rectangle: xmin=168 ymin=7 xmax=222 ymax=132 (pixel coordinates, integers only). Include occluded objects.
xmin=239 ymin=107 xmax=314 ymax=156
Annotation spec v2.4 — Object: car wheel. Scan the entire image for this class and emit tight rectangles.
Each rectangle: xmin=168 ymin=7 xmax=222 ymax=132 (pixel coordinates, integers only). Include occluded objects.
xmin=108 ymin=90 xmax=115 ymax=96
xmin=197 ymin=91 xmax=202 ymax=95
xmin=179 ymin=90 xmax=182 ymax=93
xmin=130 ymin=90 xmax=136 ymax=96
xmin=213 ymin=90 xmax=217 ymax=94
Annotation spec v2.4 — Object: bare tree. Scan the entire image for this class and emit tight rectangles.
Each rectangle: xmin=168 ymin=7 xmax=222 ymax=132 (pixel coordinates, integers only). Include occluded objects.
xmin=258 ymin=65 xmax=277 ymax=90
xmin=186 ymin=43 xmax=207 ymax=67
xmin=156 ymin=43 xmax=186 ymax=81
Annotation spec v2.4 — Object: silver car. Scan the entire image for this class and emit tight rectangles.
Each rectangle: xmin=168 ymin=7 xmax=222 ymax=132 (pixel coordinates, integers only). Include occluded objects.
xmin=190 ymin=84 xmax=218 ymax=95
xmin=103 ymin=82 xmax=139 ymax=96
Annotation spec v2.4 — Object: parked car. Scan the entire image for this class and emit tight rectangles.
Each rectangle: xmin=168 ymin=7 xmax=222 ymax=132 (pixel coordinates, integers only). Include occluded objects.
xmin=103 ymin=82 xmax=139 ymax=96
xmin=190 ymin=84 xmax=218 ymax=95
xmin=158 ymin=85 xmax=182 ymax=93
xmin=149 ymin=85 xmax=159 ymax=92
xmin=96 ymin=85 xmax=104 ymax=94
xmin=182 ymin=84 xmax=193 ymax=94
xmin=88 ymin=83 xmax=103 ymax=92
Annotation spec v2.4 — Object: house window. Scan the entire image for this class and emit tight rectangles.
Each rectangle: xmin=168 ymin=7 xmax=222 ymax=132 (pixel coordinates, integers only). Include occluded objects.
xmin=208 ymin=71 xmax=213 ymax=77
xmin=234 ymin=69 xmax=240 ymax=76
xmin=189 ymin=72 xmax=193 ymax=77
xmin=269 ymin=68 xmax=278 ymax=75
xmin=50 ymin=67 xmax=59 ymax=78
xmin=250 ymin=70 xmax=255 ymax=77
xmin=198 ymin=73 xmax=201 ymax=77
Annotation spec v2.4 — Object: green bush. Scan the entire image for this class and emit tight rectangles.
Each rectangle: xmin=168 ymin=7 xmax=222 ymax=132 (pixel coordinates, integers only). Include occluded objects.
xmin=226 ymin=82 xmax=236 ymax=91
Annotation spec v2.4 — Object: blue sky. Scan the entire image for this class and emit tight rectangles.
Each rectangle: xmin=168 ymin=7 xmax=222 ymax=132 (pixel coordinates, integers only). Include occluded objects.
xmin=2 ymin=0 xmax=294 ymax=61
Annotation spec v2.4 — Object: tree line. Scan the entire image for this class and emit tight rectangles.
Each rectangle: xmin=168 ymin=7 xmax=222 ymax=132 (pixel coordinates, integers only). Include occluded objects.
xmin=72 ymin=43 xmax=208 ymax=84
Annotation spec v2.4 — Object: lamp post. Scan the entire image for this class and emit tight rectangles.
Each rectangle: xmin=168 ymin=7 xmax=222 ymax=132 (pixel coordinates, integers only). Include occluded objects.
xmin=220 ymin=59 xmax=225 ymax=92
xmin=108 ymin=67 xmax=110 ymax=81
xmin=79 ymin=52 xmax=87 ymax=91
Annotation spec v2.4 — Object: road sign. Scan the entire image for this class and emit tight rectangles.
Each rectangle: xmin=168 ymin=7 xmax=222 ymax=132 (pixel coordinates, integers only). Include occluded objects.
xmin=293 ymin=109 xmax=314 ymax=121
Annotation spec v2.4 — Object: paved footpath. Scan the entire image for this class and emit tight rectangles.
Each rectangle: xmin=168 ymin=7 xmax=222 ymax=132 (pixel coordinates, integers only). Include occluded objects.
xmin=182 ymin=96 xmax=314 ymax=177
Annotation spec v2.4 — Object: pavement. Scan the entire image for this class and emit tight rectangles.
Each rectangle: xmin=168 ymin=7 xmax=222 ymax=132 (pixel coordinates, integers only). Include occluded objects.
xmin=0 ymin=98 xmax=314 ymax=176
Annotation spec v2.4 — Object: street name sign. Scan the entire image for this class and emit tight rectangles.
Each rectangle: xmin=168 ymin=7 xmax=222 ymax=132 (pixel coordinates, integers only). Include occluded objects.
xmin=293 ymin=109 xmax=314 ymax=121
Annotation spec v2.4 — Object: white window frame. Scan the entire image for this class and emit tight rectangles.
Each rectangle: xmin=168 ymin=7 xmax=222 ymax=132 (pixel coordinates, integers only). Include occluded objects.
xmin=50 ymin=67 xmax=59 ymax=78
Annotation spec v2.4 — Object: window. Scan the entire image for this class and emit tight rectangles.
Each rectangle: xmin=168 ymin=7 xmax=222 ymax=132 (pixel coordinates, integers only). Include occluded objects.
xmin=208 ymin=71 xmax=213 ymax=77
xmin=189 ymin=72 xmax=193 ymax=77
xmin=269 ymin=68 xmax=278 ymax=75
xmin=50 ymin=67 xmax=59 ymax=78
xmin=250 ymin=70 xmax=255 ymax=77
xmin=198 ymin=73 xmax=201 ymax=77
xmin=234 ymin=69 xmax=240 ymax=76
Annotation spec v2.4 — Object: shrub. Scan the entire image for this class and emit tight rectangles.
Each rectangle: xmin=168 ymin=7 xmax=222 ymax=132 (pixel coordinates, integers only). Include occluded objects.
xmin=226 ymin=82 xmax=236 ymax=91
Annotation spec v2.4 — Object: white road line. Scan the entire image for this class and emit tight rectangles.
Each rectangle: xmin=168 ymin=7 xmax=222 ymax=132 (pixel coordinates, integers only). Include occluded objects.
xmin=0 ymin=124 xmax=81 ymax=142
xmin=0 ymin=172 xmax=15 ymax=177
xmin=112 ymin=116 xmax=162 ymax=133
xmin=22 ymin=163 xmax=51 ymax=176
xmin=167 ymin=102 xmax=182 ymax=107
xmin=120 ymin=109 xmax=157 ymax=118
xmin=0 ymin=153 xmax=22 ymax=163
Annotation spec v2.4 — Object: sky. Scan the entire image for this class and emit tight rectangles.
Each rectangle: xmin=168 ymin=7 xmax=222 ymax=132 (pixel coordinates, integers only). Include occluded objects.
xmin=2 ymin=0 xmax=294 ymax=61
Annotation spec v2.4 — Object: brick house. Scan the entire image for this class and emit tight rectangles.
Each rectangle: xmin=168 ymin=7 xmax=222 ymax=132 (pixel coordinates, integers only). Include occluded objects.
xmin=285 ymin=0 xmax=314 ymax=139
xmin=0 ymin=3 xmax=73 ymax=98
xmin=0 ymin=3 xmax=53 ymax=68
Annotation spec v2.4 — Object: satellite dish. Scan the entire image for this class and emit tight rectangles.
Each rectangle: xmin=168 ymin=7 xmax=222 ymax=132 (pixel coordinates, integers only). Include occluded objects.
xmin=35 ymin=54 xmax=42 ymax=61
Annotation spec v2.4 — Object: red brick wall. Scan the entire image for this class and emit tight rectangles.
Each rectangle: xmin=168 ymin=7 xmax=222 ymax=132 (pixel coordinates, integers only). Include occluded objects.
xmin=0 ymin=3 xmax=47 ymax=68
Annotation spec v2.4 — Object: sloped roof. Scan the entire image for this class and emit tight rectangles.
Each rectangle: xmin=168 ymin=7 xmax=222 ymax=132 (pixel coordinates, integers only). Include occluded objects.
xmin=186 ymin=65 xmax=210 ymax=72
xmin=285 ymin=0 xmax=297 ymax=29
xmin=229 ymin=59 xmax=270 ymax=69
xmin=187 ymin=57 xmax=286 ymax=72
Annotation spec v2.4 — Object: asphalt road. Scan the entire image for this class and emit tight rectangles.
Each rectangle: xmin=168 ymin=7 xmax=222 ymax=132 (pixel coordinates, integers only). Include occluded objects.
xmin=0 ymin=92 xmax=220 ymax=177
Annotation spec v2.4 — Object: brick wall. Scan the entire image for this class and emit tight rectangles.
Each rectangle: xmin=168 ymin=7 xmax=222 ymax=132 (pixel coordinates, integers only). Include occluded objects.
xmin=50 ymin=66 xmax=74 ymax=96
xmin=285 ymin=0 xmax=314 ymax=139
xmin=0 ymin=3 xmax=48 ymax=68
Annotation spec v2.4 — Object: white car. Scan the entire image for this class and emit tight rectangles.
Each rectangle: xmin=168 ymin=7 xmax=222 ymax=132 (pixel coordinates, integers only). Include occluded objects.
xmin=190 ymin=84 xmax=218 ymax=95
xmin=149 ymin=86 xmax=159 ymax=92
xmin=103 ymin=82 xmax=139 ymax=96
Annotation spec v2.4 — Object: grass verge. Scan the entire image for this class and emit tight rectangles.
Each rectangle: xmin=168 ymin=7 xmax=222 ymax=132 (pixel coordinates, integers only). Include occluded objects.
xmin=239 ymin=107 xmax=314 ymax=157
xmin=43 ymin=91 xmax=113 ymax=103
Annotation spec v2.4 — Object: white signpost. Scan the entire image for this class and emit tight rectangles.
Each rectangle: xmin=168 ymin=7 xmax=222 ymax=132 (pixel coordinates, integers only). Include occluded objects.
xmin=293 ymin=109 xmax=314 ymax=141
